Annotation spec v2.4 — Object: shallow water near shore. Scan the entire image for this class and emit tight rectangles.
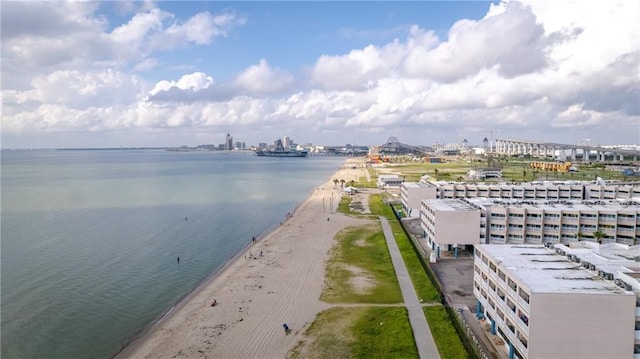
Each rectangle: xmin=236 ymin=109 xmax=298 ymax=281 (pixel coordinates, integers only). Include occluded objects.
xmin=1 ymin=149 xmax=346 ymax=359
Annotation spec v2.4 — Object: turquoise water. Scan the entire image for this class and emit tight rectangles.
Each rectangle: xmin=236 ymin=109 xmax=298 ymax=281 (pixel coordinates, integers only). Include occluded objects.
xmin=1 ymin=149 xmax=345 ymax=358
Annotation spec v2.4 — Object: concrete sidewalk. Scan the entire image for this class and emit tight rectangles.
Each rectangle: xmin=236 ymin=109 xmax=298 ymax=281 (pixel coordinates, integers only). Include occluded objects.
xmin=380 ymin=216 xmax=441 ymax=359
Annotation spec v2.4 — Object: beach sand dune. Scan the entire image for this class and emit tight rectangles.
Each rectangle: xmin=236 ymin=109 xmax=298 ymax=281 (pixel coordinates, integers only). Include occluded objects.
xmin=121 ymin=159 xmax=369 ymax=358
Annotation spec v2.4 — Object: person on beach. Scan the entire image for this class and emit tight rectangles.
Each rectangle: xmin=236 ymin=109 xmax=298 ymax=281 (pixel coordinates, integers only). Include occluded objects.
xmin=252 ymin=236 xmax=256 ymax=243
xmin=177 ymin=256 xmax=180 ymax=263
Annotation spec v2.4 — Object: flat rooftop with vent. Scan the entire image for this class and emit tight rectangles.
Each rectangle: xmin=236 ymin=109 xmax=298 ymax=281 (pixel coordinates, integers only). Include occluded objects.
xmin=474 ymin=243 xmax=639 ymax=359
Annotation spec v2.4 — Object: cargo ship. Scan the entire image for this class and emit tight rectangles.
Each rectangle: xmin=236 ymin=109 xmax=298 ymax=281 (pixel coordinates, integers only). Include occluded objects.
xmin=254 ymin=139 xmax=308 ymax=157
xmin=255 ymin=149 xmax=308 ymax=157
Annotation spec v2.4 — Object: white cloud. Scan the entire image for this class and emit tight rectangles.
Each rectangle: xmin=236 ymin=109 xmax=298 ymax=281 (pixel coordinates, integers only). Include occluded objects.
xmin=2 ymin=1 xmax=639 ymax=148
xmin=134 ymin=58 xmax=159 ymax=71
xmin=310 ymin=27 xmax=437 ymax=91
xmin=234 ymin=59 xmax=294 ymax=94
xmin=403 ymin=1 xmax=549 ymax=81
xmin=148 ymin=72 xmax=214 ymax=97
xmin=1 ymin=4 xmax=247 ymax=88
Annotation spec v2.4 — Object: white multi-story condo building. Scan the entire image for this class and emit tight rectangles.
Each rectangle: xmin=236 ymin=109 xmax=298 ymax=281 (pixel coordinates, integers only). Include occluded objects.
xmin=473 ymin=243 xmax=640 ymax=359
xmin=400 ymin=182 xmax=437 ymax=217
xmin=402 ymin=179 xmax=640 ymax=225
xmin=421 ymin=198 xmax=640 ymax=258
xmin=401 ymin=180 xmax=640 ymax=202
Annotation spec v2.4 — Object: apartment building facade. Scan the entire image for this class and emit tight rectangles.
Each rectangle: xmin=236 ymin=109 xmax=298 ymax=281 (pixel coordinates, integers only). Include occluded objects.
xmin=474 ymin=243 xmax=639 ymax=359
xmin=420 ymin=199 xmax=481 ymax=257
xmin=431 ymin=181 xmax=640 ymax=200
xmin=400 ymin=182 xmax=437 ymax=217
xmin=421 ymin=198 xmax=640 ymax=258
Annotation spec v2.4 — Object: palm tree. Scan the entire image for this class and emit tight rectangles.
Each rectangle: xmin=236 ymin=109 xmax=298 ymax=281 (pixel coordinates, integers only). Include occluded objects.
xmin=340 ymin=179 xmax=346 ymax=188
xmin=592 ymin=230 xmax=605 ymax=244
xmin=575 ymin=231 xmax=584 ymax=242
xmin=333 ymin=179 xmax=339 ymax=188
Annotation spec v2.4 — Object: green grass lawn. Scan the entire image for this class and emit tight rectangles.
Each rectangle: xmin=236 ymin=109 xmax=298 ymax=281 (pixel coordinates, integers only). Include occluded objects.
xmin=388 ymin=219 xmax=440 ymax=303
xmin=424 ymin=306 xmax=470 ymax=359
xmin=321 ymin=224 xmax=402 ymax=304
xmin=288 ymin=306 xmax=417 ymax=359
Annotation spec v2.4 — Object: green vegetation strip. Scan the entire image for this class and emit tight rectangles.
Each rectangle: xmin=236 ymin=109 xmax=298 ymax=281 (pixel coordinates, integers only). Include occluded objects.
xmin=288 ymin=307 xmax=417 ymax=359
xmin=424 ymin=306 xmax=470 ymax=359
xmin=322 ymin=224 xmax=402 ymax=303
xmin=389 ymin=219 xmax=440 ymax=302
xmin=369 ymin=195 xmax=439 ymax=302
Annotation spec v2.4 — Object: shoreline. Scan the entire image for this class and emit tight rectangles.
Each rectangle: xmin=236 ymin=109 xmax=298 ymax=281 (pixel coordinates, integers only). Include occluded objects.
xmin=114 ymin=183 xmax=314 ymax=358
xmin=117 ymin=158 xmax=368 ymax=358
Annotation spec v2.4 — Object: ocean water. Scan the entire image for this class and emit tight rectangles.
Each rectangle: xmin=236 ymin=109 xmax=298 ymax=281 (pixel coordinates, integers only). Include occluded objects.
xmin=1 ymin=149 xmax=345 ymax=359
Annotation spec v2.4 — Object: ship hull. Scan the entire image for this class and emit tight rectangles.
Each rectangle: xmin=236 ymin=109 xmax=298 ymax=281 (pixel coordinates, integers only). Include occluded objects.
xmin=255 ymin=150 xmax=308 ymax=157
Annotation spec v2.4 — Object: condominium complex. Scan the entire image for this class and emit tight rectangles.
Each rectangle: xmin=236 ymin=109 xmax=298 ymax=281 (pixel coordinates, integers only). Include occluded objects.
xmin=420 ymin=198 xmax=640 ymax=258
xmin=474 ymin=243 xmax=639 ymax=359
xmin=401 ymin=180 xmax=640 ymax=220
xmin=401 ymin=179 xmax=640 ymax=358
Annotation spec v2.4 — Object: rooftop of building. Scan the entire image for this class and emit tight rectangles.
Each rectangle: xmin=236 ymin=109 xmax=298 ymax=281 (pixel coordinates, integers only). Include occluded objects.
xmin=477 ymin=243 xmax=639 ymax=295
xmin=426 ymin=180 xmax=640 ymax=188
xmin=455 ymin=197 xmax=640 ymax=212
xmin=402 ymin=181 xmax=433 ymax=189
xmin=424 ymin=198 xmax=479 ymax=212
xmin=378 ymin=174 xmax=402 ymax=179
xmin=485 ymin=198 xmax=640 ymax=212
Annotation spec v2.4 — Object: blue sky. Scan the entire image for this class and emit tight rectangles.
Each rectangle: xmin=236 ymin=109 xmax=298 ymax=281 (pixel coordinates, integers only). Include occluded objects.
xmin=2 ymin=1 xmax=639 ymax=149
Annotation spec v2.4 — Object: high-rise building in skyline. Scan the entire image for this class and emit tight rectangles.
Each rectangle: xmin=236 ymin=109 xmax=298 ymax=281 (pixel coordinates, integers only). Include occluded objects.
xmin=225 ymin=134 xmax=233 ymax=151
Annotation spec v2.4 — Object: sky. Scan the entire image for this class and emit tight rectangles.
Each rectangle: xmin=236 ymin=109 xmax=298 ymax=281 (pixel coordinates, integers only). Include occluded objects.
xmin=1 ymin=0 xmax=639 ymax=149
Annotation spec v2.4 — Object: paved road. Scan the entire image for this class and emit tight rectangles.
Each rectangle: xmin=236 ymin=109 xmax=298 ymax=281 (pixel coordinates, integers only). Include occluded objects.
xmin=380 ymin=217 xmax=441 ymax=359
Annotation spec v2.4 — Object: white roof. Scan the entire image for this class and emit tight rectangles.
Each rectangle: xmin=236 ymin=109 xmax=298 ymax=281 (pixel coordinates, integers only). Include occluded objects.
xmin=424 ymin=199 xmax=478 ymax=212
xmin=478 ymin=244 xmax=633 ymax=295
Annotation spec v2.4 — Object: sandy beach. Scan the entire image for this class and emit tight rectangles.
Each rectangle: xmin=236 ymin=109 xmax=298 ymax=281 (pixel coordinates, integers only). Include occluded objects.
xmin=119 ymin=158 xmax=370 ymax=358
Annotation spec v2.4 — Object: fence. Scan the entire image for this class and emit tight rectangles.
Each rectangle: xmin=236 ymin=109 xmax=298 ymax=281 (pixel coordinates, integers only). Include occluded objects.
xmin=391 ymin=204 xmax=489 ymax=359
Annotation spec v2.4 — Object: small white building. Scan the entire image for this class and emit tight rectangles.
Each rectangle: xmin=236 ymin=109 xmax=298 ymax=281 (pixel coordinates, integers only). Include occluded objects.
xmin=377 ymin=174 xmax=404 ymax=189
xmin=467 ymin=167 xmax=503 ymax=180
xmin=474 ymin=243 xmax=639 ymax=359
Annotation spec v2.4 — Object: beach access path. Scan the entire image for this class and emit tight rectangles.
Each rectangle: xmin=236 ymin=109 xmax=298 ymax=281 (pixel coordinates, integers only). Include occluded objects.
xmin=119 ymin=159 xmax=371 ymax=359
xmin=380 ymin=216 xmax=441 ymax=359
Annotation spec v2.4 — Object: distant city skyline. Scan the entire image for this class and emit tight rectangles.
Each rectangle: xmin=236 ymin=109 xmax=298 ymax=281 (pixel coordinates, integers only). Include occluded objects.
xmin=1 ymin=1 xmax=639 ymax=149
